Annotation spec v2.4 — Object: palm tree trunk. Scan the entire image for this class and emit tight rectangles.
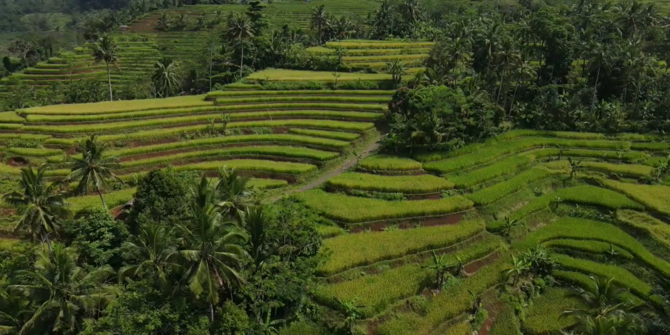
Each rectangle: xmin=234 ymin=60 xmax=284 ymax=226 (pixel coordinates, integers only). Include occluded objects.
xmin=240 ymin=41 xmax=244 ymax=79
xmin=95 ymin=184 xmax=108 ymax=210
xmin=209 ymin=59 xmax=213 ymax=92
xmin=42 ymin=232 xmax=53 ymax=254
xmin=592 ymin=65 xmax=601 ymax=111
xmin=210 ymin=303 xmax=215 ymax=322
xmin=106 ymin=62 xmax=113 ymax=101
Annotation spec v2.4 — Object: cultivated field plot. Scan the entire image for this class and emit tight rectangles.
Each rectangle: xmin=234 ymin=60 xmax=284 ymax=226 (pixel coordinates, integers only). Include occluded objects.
xmin=307 ymin=39 xmax=434 ymax=73
xmin=296 ymin=129 xmax=670 ymax=335
xmin=0 ymin=90 xmax=389 ymax=226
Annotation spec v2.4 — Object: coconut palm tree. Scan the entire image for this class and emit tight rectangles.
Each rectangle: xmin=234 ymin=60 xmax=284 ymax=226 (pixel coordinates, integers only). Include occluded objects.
xmin=0 ymin=287 xmax=30 ymax=334
xmin=178 ymin=176 xmax=248 ymax=322
xmin=64 ymin=135 xmax=121 ymax=210
xmin=310 ymin=5 xmax=328 ymax=44
xmin=2 ymin=165 xmax=69 ymax=252
xmin=89 ymin=35 xmax=119 ymax=101
xmin=227 ymin=14 xmax=254 ymax=78
xmin=214 ymin=167 xmax=254 ymax=218
xmin=152 ymin=57 xmax=182 ymax=98
xmin=10 ymin=244 xmax=115 ymax=335
xmin=241 ymin=206 xmax=270 ymax=272
xmin=119 ymin=223 xmax=180 ymax=289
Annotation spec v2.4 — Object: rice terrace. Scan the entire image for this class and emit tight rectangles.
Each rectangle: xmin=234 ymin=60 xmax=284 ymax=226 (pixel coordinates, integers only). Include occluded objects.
xmin=2 ymin=0 xmax=670 ymax=334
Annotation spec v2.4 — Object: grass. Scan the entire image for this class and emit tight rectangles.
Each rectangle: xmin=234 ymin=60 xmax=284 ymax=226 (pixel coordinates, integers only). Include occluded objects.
xmin=314 ymin=237 xmax=499 ymax=318
xmin=170 ymin=159 xmax=317 ymax=175
xmin=294 ymin=190 xmax=473 ymax=224
xmin=318 ymin=219 xmax=484 ymax=275
xmin=20 ymin=95 xmax=210 ymax=115
xmin=106 ymin=134 xmax=351 ymax=158
xmin=120 ymin=146 xmax=340 ymax=168
xmin=8 ymin=147 xmax=63 ymax=157
xmin=522 ymin=288 xmax=582 ymax=334
xmin=515 ymin=217 xmax=670 ymax=278
xmin=325 ymin=172 xmax=454 ymax=194
xmin=287 ymin=128 xmax=360 ymax=141
xmin=553 ymin=254 xmax=652 ymax=297
xmin=601 ymin=180 xmax=670 ymax=216
xmin=246 ymin=69 xmax=392 ymax=82
xmin=466 ymin=168 xmax=557 ymax=206
xmin=358 ymin=155 xmax=423 ymax=171
xmin=375 ymin=260 xmax=507 ymax=335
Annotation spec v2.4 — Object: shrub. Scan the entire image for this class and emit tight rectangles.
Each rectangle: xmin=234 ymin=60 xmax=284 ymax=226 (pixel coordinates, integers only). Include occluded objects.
xmin=318 ymin=219 xmax=484 ymax=274
xmin=326 ymin=172 xmax=454 ymax=194
xmin=294 ymin=190 xmax=473 ymax=223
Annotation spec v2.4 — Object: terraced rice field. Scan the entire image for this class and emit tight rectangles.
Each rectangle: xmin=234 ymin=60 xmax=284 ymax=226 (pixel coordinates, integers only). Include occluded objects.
xmin=293 ymin=129 xmax=670 ymax=335
xmin=307 ymin=39 xmax=434 ymax=73
xmin=0 ymin=90 xmax=388 ymax=230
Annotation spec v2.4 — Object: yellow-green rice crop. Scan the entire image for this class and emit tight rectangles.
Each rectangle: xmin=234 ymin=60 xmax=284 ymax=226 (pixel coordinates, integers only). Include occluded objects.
xmin=466 ymin=168 xmax=557 ymax=206
xmin=8 ymin=147 xmax=63 ymax=157
xmin=581 ymin=161 xmax=653 ymax=177
xmin=315 ymin=237 xmax=499 ymax=317
xmin=422 ymin=137 xmax=631 ymax=169
xmin=447 ymin=155 xmax=533 ymax=188
xmin=515 ymin=217 xmax=670 ymax=278
xmin=631 ymin=142 xmax=670 ymax=151
xmin=107 ymin=134 xmax=350 ymax=158
xmin=617 ymin=210 xmax=670 ymax=250
xmin=120 ymin=146 xmax=339 ymax=168
xmin=246 ymin=178 xmax=288 ymax=190
xmin=24 ymin=110 xmax=383 ymax=133
xmin=325 ymin=41 xmax=435 ymax=49
xmin=318 ymin=218 xmax=484 ymax=274
xmin=522 ymin=288 xmax=582 ymax=334
xmin=20 ymin=94 xmax=210 ymax=115
xmin=287 ymin=128 xmax=360 ymax=141
xmin=294 ymin=190 xmax=473 ymax=223
xmin=205 ymin=90 xmax=396 ymax=98
xmin=170 ymin=159 xmax=317 ymax=174
xmin=601 ymin=180 xmax=670 ymax=216
xmin=358 ymin=155 xmax=423 ymax=171
xmin=215 ymin=96 xmax=390 ymax=104
xmin=375 ymin=260 xmax=507 ymax=335
xmin=246 ymin=69 xmax=391 ymax=82
xmin=544 ymin=239 xmax=634 ymax=259
xmin=553 ymin=254 xmax=652 ymax=297
xmin=326 ymin=172 xmax=454 ymax=193
xmin=0 ymin=112 xmax=24 ymax=123
xmin=69 ymin=188 xmax=136 ymax=213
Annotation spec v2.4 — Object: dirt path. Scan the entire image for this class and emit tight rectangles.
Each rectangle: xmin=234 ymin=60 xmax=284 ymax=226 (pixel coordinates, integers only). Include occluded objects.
xmin=299 ymin=136 xmax=381 ymax=192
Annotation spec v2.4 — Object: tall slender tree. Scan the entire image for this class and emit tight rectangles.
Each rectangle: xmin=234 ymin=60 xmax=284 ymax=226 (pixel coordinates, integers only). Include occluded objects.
xmin=119 ymin=223 xmax=180 ymax=289
xmin=178 ymin=176 xmax=248 ymax=322
xmin=311 ymin=5 xmax=328 ymax=44
xmin=89 ymin=35 xmax=119 ymax=101
xmin=3 ymin=165 xmax=69 ymax=252
xmin=64 ymin=135 xmax=121 ymax=210
xmin=227 ymin=14 xmax=254 ymax=79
